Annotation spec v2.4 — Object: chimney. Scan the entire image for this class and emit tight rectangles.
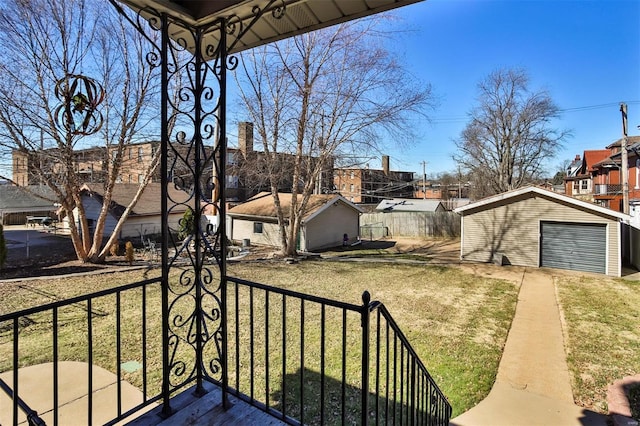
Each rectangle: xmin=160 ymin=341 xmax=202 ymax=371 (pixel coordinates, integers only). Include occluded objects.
xmin=382 ymin=155 xmax=390 ymax=175
xmin=575 ymin=154 xmax=580 ymax=161
xmin=239 ymin=122 xmax=253 ymax=157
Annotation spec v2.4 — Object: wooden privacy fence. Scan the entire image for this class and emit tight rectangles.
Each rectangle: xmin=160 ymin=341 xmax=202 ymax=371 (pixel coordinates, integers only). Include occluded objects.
xmin=360 ymin=212 xmax=461 ymax=239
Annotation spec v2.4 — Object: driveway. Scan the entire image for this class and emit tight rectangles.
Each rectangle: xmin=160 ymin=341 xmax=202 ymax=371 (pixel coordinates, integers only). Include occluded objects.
xmin=2 ymin=225 xmax=76 ymax=271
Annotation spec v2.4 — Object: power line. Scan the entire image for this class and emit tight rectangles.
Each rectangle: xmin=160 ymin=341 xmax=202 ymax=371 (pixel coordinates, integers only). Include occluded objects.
xmin=559 ymin=101 xmax=640 ymax=113
xmin=424 ymin=100 xmax=640 ymax=124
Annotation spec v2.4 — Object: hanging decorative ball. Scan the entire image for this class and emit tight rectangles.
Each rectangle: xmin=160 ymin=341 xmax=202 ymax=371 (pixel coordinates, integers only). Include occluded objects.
xmin=54 ymin=74 xmax=105 ymax=136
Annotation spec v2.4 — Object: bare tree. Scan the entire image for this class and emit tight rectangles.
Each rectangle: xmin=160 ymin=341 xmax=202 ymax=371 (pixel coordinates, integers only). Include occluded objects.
xmin=0 ymin=0 xmax=162 ymax=262
xmin=454 ymin=68 xmax=570 ymax=196
xmin=235 ymin=17 xmax=434 ymax=256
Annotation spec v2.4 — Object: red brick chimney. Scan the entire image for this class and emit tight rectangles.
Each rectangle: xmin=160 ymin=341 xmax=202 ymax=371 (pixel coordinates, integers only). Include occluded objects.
xmin=239 ymin=122 xmax=253 ymax=158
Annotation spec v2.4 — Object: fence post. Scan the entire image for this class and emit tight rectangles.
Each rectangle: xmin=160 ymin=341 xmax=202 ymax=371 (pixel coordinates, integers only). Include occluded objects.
xmin=361 ymin=291 xmax=371 ymax=426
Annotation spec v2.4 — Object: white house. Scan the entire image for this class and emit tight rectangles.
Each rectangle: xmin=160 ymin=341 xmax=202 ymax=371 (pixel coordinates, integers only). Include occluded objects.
xmin=62 ymin=183 xmax=190 ymax=240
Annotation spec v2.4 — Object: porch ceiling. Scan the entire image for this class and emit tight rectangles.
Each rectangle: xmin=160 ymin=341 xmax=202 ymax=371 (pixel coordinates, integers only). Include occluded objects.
xmin=117 ymin=0 xmax=423 ymax=54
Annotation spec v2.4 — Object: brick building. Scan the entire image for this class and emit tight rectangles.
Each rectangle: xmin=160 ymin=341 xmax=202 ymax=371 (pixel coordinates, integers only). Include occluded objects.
xmin=334 ymin=156 xmax=414 ymax=204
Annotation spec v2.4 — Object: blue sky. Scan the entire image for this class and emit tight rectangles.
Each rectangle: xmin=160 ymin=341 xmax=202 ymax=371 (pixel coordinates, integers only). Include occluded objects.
xmin=383 ymin=0 xmax=640 ymax=177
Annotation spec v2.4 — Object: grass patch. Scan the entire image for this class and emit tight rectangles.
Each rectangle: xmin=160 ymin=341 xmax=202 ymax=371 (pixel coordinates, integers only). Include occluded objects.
xmin=0 ymin=259 xmax=517 ymax=419
xmin=557 ymin=275 xmax=640 ymax=413
xmin=228 ymin=260 xmax=518 ymax=417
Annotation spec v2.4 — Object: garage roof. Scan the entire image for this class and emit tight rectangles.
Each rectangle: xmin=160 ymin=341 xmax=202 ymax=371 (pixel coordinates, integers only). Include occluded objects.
xmin=454 ymin=186 xmax=630 ymax=221
xmin=118 ymin=0 xmax=423 ymax=54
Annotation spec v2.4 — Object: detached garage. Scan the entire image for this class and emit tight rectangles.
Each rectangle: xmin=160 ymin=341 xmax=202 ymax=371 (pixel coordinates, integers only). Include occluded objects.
xmin=454 ymin=186 xmax=630 ymax=276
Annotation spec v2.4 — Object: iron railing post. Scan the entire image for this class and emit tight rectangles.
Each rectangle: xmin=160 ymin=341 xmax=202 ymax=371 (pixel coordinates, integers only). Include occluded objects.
xmin=158 ymin=10 xmax=173 ymax=418
xmin=218 ymin=15 xmax=230 ymax=410
xmin=361 ymin=291 xmax=371 ymax=426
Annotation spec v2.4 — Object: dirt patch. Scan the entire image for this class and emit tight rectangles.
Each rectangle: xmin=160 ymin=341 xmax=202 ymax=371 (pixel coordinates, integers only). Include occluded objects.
xmin=0 ymin=236 xmax=463 ymax=280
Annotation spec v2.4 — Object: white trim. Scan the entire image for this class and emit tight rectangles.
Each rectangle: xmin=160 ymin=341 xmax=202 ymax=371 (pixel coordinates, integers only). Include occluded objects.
xmin=616 ymin=222 xmax=621 ymax=277
xmin=606 ymin=222 xmax=610 ymax=276
xmin=454 ymin=185 xmax=630 ymax=221
xmin=302 ymin=195 xmax=364 ymax=223
xmin=459 ymin=216 xmax=464 ymax=260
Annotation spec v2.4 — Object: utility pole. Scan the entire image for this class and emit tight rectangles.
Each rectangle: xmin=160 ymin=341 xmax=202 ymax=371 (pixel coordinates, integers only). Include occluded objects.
xmin=421 ymin=161 xmax=427 ymax=199
xmin=621 ymin=103 xmax=629 ymax=214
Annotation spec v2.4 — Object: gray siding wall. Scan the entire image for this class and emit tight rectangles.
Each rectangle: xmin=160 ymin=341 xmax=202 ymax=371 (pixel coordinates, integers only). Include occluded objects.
xmin=230 ymin=218 xmax=282 ymax=247
xmin=460 ymin=194 xmax=621 ymax=276
xmin=360 ymin=212 xmax=460 ymax=238
xmin=304 ymin=202 xmax=359 ymax=251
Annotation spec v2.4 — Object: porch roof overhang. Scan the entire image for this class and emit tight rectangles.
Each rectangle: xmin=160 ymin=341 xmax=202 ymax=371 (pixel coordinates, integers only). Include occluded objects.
xmin=117 ymin=0 xmax=423 ymax=54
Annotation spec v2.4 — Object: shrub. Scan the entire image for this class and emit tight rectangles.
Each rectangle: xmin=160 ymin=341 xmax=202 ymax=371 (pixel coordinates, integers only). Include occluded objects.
xmin=109 ymin=241 xmax=120 ymax=257
xmin=178 ymin=208 xmax=195 ymax=240
xmin=125 ymin=241 xmax=134 ymax=265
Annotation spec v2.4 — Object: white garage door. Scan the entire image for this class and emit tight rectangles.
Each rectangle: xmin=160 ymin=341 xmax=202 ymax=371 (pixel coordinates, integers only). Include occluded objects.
xmin=540 ymin=222 xmax=607 ymax=274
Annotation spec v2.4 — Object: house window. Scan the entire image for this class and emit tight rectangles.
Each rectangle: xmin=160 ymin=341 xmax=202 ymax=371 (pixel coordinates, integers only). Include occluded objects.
xmin=226 ymin=175 xmax=239 ymax=188
xmin=350 ymin=171 xmax=355 ymax=179
xmin=138 ymin=174 xmax=144 ymax=183
xmin=151 ymin=144 xmax=158 ymax=157
xmin=581 ymin=180 xmax=588 ymax=190
xmin=253 ymin=222 xmax=263 ymax=234
xmin=350 ymin=184 xmax=354 ymax=193
xmin=227 ymin=152 xmax=237 ymax=166
xmin=573 ymin=181 xmax=578 ymax=190
xmin=128 ymin=148 xmax=132 ymax=160
xmin=138 ymin=147 xmax=144 ymax=162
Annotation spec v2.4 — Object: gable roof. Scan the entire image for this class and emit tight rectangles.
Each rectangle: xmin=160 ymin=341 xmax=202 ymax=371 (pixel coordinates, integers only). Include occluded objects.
xmin=583 ymin=150 xmax=611 ymax=172
xmin=81 ymin=183 xmax=190 ymax=217
xmin=228 ymin=192 xmax=362 ymax=221
xmin=606 ymin=135 xmax=640 ymax=150
xmin=454 ymin=186 xmax=629 ymax=221
xmin=375 ymin=198 xmax=444 ymax=212
xmin=0 ymin=185 xmax=57 ymax=211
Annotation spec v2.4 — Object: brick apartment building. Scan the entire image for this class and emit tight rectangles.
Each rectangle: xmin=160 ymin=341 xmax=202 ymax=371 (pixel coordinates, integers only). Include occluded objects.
xmin=11 ymin=122 xmax=332 ymax=203
xmin=334 ymin=155 xmax=414 ymax=204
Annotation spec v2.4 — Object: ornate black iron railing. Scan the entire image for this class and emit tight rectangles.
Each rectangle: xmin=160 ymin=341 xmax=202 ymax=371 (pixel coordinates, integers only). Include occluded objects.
xmin=0 ymin=274 xmax=451 ymax=426
xmin=224 ymin=276 xmax=452 ymax=426
xmin=0 ymin=278 xmax=164 ymax=425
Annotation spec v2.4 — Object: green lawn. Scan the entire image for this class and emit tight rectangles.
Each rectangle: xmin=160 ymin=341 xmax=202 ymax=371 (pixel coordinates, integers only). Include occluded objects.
xmin=557 ymin=274 xmax=640 ymax=414
xmin=0 ymin=259 xmax=517 ymax=419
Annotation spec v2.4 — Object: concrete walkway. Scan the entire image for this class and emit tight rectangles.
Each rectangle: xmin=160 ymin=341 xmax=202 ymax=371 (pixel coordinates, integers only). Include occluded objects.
xmin=451 ymin=267 xmax=608 ymax=426
xmin=0 ymin=361 xmax=154 ymax=425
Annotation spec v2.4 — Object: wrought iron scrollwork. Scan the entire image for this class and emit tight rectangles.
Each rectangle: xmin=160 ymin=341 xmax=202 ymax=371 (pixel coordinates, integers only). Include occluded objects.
xmin=54 ymin=74 xmax=104 ymax=135
xmin=107 ymin=0 xmax=288 ymax=410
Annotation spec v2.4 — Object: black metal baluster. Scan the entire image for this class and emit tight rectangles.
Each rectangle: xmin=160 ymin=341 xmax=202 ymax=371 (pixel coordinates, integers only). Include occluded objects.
xmin=142 ymin=286 xmax=148 ymax=401
xmin=116 ymin=292 xmax=122 ymax=416
xmin=281 ymin=295 xmax=287 ymax=420
xmin=385 ymin=319 xmax=390 ymax=425
xmin=265 ymin=290 xmax=270 ymax=409
xmin=375 ymin=309 xmax=381 ymax=426
xmin=341 ymin=309 xmax=346 ymax=425
xmin=53 ymin=307 xmax=59 ymax=426
xmin=249 ymin=286 xmax=255 ymax=401
xmin=88 ymin=298 xmax=93 ymax=425
xmin=399 ymin=345 xmax=404 ymax=425
xmin=13 ymin=317 xmax=18 ymax=426
xmin=300 ymin=299 xmax=305 ymax=425
xmin=235 ymin=283 xmax=240 ymax=391
xmin=392 ymin=334 xmax=397 ymax=426
xmin=361 ymin=292 xmax=370 ymax=426
xmin=320 ymin=304 xmax=326 ymax=425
